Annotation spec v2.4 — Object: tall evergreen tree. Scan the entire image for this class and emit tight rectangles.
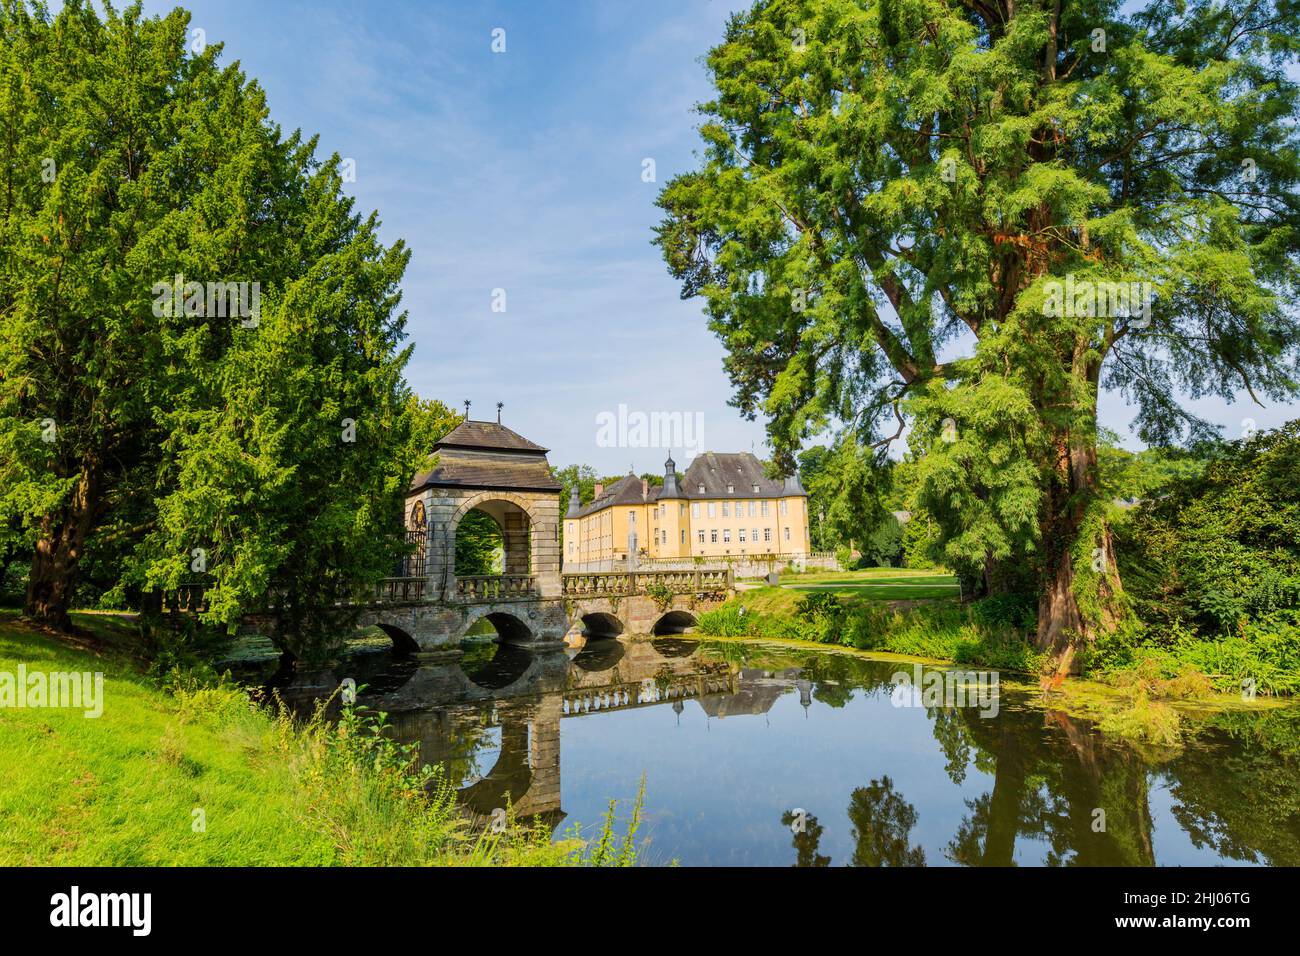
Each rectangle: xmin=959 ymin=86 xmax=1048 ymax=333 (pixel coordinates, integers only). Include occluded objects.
xmin=655 ymin=0 xmax=1300 ymax=668
xmin=0 ymin=2 xmax=416 ymax=663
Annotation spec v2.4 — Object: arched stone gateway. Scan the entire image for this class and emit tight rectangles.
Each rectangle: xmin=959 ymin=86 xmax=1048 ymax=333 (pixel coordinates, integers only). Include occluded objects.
xmin=407 ymin=421 xmax=562 ymax=605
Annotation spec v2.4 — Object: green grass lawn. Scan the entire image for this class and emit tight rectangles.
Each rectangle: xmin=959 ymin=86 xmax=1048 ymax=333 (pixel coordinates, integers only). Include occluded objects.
xmin=741 ymin=568 xmax=962 ymax=605
xmin=0 ymin=610 xmax=584 ymax=866
xmin=0 ymin=610 xmax=333 ymax=865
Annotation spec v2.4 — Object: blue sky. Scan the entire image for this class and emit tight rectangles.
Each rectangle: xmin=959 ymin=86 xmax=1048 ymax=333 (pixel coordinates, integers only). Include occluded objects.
xmin=140 ymin=0 xmax=1296 ymax=473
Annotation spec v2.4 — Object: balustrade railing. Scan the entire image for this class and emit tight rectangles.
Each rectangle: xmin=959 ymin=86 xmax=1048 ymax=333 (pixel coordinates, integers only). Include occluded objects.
xmin=455 ymin=574 xmax=537 ymax=601
xmin=162 ymin=565 xmax=731 ymax=614
xmin=374 ymin=576 xmax=426 ymax=603
xmin=560 ymin=568 xmax=732 ymax=598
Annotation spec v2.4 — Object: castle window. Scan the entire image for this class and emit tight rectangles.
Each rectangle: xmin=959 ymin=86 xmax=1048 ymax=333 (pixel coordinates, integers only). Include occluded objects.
xmin=698 ymin=530 xmax=705 ymax=543
xmin=780 ymin=500 xmax=788 ymax=516
xmin=738 ymin=529 xmax=746 ymax=543
xmin=722 ymin=502 xmax=729 ymax=517
xmin=692 ymin=503 xmax=700 ymax=518
xmin=698 ymin=484 xmax=705 ymax=494
xmin=723 ymin=529 xmax=731 ymax=543
xmin=708 ymin=503 xmax=716 ymax=518
xmin=752 ymin=484 xmax=759 ymax=493
xmin=710 ymin=530 xmax=717 ymax=543
xmin=748 ymin=501 xmax=756 ymax=517
xmin=761 ymin=501 xmax=769 ymax=517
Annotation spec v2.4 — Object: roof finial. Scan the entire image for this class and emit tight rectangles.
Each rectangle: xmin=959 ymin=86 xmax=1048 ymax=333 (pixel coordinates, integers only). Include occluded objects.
xmin=496 ymin=401 xmax=503 ymax=424
xmin=463 ymin=399 xmax=471 ymax=420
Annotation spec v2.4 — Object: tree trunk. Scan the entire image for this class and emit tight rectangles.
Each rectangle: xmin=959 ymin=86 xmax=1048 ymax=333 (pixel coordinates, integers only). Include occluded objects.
xmin=1035 ymin=432 xmax=1123 ymax=673
xmin=23 ymin=459 xmax=99 ymax=631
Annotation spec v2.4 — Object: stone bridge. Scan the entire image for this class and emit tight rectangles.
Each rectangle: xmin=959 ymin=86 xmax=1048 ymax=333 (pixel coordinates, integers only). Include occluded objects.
xmin=348 ymin=567 xmax=732 ymax=659
xmin=176 ymin=417 xmax=734 ymax=662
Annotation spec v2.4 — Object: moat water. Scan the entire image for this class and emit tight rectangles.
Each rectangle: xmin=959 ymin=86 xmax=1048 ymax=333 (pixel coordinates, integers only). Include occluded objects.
xmin=337 ymin=636 xmax=1300 ymax=867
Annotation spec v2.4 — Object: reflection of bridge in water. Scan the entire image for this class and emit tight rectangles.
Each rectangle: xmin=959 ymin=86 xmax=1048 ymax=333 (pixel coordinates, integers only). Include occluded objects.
xmin=361 ymin=637 xmax=781 ymax=832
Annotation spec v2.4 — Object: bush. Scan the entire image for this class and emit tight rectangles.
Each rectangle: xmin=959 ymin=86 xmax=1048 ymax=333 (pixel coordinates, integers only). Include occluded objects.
xmin=968 ymin=593 xmax=1037 ymax=631
xmin=795 ymin=592 xmax=844 ymax=619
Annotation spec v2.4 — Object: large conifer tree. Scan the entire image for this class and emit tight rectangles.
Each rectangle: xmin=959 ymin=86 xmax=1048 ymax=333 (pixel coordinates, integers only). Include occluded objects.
xmin=0 ymin=1 xmax=415 ymax=661
xmin=655 ymin=0 xmax=1300 ymax=667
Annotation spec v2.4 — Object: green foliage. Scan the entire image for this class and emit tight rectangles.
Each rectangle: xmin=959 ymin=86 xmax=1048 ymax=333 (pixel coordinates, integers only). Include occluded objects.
xmin=968 ymin=593 xmax=1037 ymax=632
xmin=645 ymin=581 xmax=675 ymax=612
xmin=795 ymin=590 xmax=844 ymax=619
xmin=698 ymin=597 xmax=1044 ymax=673
xmin=1116 ymin=421 xmax=1300 ymax=639
xmin=654 ymin=0 xmax=1300 ymax=644
xmin=1097 ymin=428 xmax=1211 ymax=503
xmin=580 ymin=774 xmax=646 ymax=867
xmin=0 ymin=2 xmax=421 ymax=660
xmin=455 ymin=510 xmax=504 ymax=576
xmin=404 ymin=397 xmax=461 ymax=475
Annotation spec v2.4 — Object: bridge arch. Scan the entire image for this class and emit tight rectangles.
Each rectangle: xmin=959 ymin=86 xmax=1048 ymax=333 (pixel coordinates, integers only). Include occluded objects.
xmin=652 ymin=610 xmax=699 ymax=636
xmin=461 ymin=607 xmax=535 ymax=645
xmin=374 ymin=622 xmax=421 ymax=656
xmin=577 ymin=611 xmax=624 ymax=639
xmin=650 ymin=637 xmax=701 ymax=658
xmin=570 ymin=638 xmax=626 ymax=672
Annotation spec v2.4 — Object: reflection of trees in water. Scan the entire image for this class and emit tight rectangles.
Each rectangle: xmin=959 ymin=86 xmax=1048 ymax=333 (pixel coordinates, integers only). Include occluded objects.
xmin=1159 ymin=710 xmax=1300 ymax=866
xmin=781 ymin=810 xmax=831 ymax=867
xmin=936 ymin=703 xmax=1157 ymax=866
xmin=847 ymin=775 xmax=926 ymax=867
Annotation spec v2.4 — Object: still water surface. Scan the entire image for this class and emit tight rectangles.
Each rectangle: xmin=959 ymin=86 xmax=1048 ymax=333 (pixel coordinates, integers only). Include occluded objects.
xmin=346 ymin=636 xmax=1300 ymax=866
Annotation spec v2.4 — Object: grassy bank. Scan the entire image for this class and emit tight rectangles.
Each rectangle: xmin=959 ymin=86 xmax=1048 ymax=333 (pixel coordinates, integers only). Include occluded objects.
xmin=0 ymin=611 xmax=632 ymax=866
xmin=695 ymin=582 xmax=1296 ymax=748
xmin=705 ymin=571 xmax=1300 ymax=702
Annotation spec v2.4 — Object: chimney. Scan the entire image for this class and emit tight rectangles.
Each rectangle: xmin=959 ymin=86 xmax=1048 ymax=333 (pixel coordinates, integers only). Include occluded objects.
xmin=593 ymin=483 xmax=604 ymax=498
xmin=641 ymin=478 xmax=649 ymax=499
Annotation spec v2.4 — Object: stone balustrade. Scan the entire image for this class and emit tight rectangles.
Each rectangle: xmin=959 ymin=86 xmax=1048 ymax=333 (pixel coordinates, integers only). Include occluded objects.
xmin=560 ymin=568 xmax=732 ymax=597
xmin=455 ymin=574 xmax=538 ymax=601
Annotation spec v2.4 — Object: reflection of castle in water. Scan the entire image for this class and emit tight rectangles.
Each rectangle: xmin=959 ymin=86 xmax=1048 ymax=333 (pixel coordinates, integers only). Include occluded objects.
xmin=361 ymin=637 xmax=792 ymax=831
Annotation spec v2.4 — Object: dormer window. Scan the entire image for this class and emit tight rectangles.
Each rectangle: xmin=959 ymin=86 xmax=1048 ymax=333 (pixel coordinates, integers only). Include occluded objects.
xmin=752 ymin=484 xmax=759 ymax=493
xmin=698 ymin=484 xmax=705 ymax=494
xmin=727 ymin=484 xmax=734 ymax=494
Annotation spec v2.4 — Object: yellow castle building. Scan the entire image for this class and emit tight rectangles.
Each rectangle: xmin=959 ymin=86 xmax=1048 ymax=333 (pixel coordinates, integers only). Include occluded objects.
xmin=563 ymin=452 xmax=810 ymax=568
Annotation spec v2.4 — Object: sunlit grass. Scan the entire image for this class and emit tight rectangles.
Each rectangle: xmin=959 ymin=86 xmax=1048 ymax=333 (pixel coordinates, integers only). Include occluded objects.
xmin=0 ymin=611 xmax=622 ymax=866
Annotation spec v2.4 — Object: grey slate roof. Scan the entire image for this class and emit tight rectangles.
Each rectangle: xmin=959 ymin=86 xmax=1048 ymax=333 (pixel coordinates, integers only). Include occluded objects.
xmin=410 ymin=420 xmax=561 ymax=493
xmin=684 ymin=452 xmax=804 ymax=499
xmin=433 ymin=420 xmax=548 ymax=453
xmin=571 ymin=473 xmax=659 ymax=518
xmin=568 ymin=452 xmax=806 ymax=519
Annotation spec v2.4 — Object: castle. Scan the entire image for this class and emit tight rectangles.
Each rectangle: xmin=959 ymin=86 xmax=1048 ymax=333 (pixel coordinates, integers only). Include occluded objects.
xmin=563 ymin=452 xmax=810 ymax=569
